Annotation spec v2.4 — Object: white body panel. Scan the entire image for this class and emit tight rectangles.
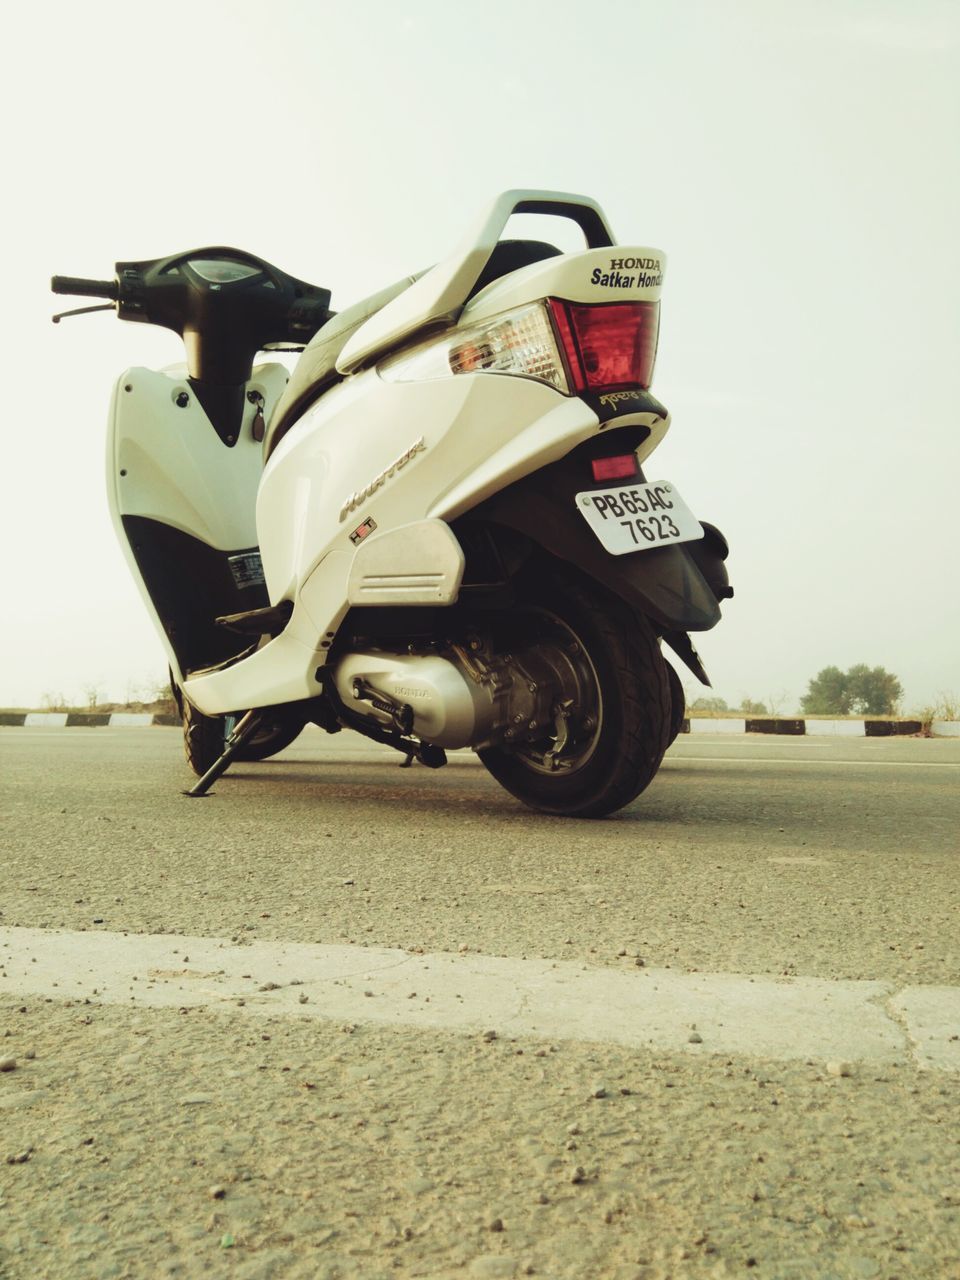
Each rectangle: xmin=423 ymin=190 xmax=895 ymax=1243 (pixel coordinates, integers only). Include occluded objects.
xmin=180 ymin=374 xmax=600 ymax=714
xmin=346 ymin=519 xmax=465 ymax=606
xmin=182 ymin=618 xmax=327 ymax=713
xmin=106 ymin=362 xmax=289 ymax=684
xmin=257 ymin=371 xmax=594 ymax=604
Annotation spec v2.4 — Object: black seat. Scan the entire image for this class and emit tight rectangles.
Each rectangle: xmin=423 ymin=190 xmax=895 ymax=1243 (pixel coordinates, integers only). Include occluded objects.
xmin=466 ymin=238 xmax=561 ymax=300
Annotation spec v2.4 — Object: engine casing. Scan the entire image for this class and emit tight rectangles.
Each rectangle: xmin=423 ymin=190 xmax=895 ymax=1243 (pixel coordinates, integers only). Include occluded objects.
xmin=331 ymin=647 xmax=550 ymax=750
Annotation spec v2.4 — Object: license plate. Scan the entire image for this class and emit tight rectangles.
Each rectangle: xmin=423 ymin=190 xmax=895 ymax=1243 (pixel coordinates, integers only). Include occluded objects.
xmin=575 ymin=479 xmax=703 ymax=555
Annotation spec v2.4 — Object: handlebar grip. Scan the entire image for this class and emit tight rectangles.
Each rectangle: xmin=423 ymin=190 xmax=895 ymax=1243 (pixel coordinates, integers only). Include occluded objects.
xmin=51 ymin=275 xmax=119 ymax=300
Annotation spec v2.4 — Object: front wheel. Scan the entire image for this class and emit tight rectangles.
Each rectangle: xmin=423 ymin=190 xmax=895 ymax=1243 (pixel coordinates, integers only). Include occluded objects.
xmin=182 ymin=698 xmax=226 ymax=777
xmin=181 ymin=699 xmax=304 ymax=776
xmin=234 ymin=718 xmax=304 ymax=762
xmin=478 ymin=570 xmax=671 ymax=818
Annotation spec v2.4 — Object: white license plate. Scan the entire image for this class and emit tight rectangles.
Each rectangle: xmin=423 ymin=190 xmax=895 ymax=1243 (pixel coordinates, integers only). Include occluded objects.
xmin=575 ymin=479 xmax=703 ymax=555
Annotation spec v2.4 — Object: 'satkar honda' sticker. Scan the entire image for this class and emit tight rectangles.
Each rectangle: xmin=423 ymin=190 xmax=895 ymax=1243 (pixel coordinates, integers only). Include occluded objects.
xmin=591 ymin=256 xmax=663 ymax=289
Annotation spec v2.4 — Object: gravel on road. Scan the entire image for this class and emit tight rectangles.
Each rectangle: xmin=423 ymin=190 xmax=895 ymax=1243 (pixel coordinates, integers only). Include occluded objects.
xmin=2 ymin=999 xmax=959 ymax=1280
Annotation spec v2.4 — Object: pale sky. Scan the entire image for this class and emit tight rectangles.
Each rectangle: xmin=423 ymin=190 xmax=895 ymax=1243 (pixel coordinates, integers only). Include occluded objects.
xmin=2 ymin=0 xmax=958 ymax=712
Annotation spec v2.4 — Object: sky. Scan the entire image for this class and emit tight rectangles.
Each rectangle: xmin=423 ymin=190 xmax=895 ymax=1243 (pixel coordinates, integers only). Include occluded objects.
xmin=2 ymin=0 xmax=958 ymax=714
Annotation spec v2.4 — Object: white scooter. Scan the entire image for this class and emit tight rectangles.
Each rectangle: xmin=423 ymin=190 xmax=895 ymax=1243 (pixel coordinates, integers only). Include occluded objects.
xmin=52 ymin=190 xmax=731 ymax=817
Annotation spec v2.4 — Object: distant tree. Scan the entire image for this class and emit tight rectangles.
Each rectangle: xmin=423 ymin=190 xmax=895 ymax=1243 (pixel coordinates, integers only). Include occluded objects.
xmin=846 ymin=664 xmax=903 ymax=715
xmin=690 ymin=696 xmax=729 ymax=713
xmin=739 ymin=697 xmax=768 ymax=715
xmin=801 ymin=665 xmax=902 ymax=716
xmin=800 ymin=666 xmax=850 ymax=715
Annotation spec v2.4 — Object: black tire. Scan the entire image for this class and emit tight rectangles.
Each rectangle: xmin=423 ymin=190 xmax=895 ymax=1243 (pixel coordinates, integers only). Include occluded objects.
xmin=478 ymin=569 xmax=671 ymax=818
xmin=182 ymin=698 xmax=227 ymax=777
xmin=181 ymin=700 xmax=304 ymax=775
xmin=666 ymin=662 xmax=686 ymax=745
xmin=234 ymin=719 xmax=304 ymax=762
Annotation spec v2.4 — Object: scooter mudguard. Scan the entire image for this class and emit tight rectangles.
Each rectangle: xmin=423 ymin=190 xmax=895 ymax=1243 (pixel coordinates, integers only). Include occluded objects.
xmin=465 ymin=439 xmax=731 ymax=652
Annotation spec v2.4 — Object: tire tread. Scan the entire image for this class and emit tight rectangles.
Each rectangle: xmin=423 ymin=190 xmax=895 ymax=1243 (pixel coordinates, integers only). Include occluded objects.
xmin=479 ymin=567 xmax=671 ymax=818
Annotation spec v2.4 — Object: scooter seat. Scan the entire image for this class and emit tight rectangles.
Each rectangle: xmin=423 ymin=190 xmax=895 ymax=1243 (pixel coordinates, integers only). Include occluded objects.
xmin=264 ymin=239 xmax=560 ymax=460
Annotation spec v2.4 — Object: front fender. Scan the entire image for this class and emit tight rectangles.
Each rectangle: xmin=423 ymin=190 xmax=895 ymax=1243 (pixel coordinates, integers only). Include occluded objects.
xmin=463 ymin=434 xmax=731 ymax=637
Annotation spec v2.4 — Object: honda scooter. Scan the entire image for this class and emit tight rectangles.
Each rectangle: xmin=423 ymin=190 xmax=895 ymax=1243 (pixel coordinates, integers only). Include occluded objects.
xmin=52 ymin=189 xmax=732 ymax=817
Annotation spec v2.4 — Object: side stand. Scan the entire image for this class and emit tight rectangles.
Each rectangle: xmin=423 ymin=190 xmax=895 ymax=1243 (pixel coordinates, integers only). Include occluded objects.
xmin=183 ymin=709 xmax=265 ymax=798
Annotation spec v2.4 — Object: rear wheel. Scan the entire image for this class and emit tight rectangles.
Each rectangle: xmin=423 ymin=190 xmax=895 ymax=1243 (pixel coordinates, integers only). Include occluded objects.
xmin=478 ymin=570 xmax=671 ymax=818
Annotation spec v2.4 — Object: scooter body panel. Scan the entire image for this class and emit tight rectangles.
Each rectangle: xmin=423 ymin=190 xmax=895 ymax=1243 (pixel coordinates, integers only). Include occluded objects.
xmin=256 ymin=369 xmax=598 ymax=605
xmin=106 ymin=362 xmax=289 ymax=684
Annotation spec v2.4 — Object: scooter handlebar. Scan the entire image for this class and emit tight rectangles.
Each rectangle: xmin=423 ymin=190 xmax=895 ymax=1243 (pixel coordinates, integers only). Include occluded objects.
xmin=51 ymin=275 xmax=119 ymax=300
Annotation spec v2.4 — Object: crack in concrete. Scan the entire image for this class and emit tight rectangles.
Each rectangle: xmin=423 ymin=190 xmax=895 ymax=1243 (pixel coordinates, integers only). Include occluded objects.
xmin=869 ymin=983 xmax=920 ymax=1069
xmin=881 ymin=985 xmax=960 ymax=1072
xmin=506 ymin=986 xmax=535 ymax=1030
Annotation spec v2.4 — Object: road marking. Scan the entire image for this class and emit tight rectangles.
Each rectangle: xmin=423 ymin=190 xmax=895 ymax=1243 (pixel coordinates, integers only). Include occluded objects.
xmin=667 ymin=757 xmax=960 ymax=768
xmin=1 ymin=927 xmax=957 ymax=1070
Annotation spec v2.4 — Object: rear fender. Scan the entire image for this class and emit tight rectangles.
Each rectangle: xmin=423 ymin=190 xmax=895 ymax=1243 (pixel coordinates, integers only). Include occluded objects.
xmin=461 ymin=433 xmax=731 ymax=682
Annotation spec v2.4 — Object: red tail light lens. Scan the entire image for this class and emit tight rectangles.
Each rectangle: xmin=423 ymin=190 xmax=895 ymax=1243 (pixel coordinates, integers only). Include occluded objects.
xmin=548 ymin=299 xmax=660 ymax=393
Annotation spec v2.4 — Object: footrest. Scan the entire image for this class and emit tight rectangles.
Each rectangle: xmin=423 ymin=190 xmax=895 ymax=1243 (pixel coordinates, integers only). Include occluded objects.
xmin=215 ymin=600 xmax=293 ymax=636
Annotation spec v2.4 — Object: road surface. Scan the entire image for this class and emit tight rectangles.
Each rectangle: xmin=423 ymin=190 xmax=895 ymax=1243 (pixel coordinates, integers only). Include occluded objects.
xmin=1 ymin=728 xmax=958 ymax=1279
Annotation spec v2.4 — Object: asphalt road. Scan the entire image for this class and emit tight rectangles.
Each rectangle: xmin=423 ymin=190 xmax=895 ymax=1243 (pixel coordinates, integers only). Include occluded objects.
xmin=1 ymin=728 xmax=959 ymax=1279
xmin=2 ymin=727 xmax=958 ymax=985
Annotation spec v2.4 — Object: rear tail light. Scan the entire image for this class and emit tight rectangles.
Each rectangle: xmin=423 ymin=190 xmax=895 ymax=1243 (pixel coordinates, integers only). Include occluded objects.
xmin=379 ymin=303 xmax=567 ymax=391
xmin=548 ymin=299 xmax=660 ymax=392
xmin=378 ymin=298 xmax=660 ymax=398
xmin=590 ymin=454 xmax=638 ymax=482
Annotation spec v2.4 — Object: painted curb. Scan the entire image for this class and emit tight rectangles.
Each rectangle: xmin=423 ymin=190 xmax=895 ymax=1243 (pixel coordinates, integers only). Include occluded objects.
xmin=0 ymin=712 xmax=176 ymax=728
xmin=0 ymin=713 xmax=948 ymax=737
xmin=680 ymin=716 xmax=928 ymax=737
xmin=687 ymin=716 xmax=747 ymax=735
